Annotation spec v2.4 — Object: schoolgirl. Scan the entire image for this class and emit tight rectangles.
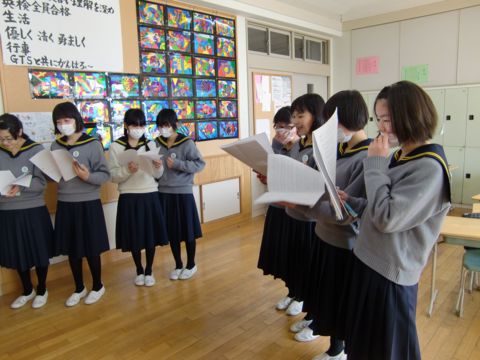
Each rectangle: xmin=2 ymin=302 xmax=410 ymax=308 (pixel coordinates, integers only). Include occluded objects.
xmin=0 ymin=114 xmax=53 ymax=309
xmin=108 ymin=108 xmax=168 ymax=287
xmin=155 ymin=109 xmax=205 ymax=280
xmin=51 ymin=102 xmax=111 ymax=307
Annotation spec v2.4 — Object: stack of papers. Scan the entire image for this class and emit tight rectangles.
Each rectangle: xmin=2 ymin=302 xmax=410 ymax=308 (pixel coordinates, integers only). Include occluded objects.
xmin=29 ymin=149 xmax=76 ymax=182
xmin=0 ymin=171 xmax=32 ymax=195
xmin=116 ymin=149 xmax=163 ymax=176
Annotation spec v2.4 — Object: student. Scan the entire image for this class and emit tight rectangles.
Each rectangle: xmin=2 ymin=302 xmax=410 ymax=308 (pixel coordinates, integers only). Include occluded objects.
xmin=108 ymin=109 xmax=168 ymax=287
xmin=344 ymin=81 xmax=451 ymax=360
xmin=51 ymin=102 xmax=111 ymax=307
xmin=0 ymin=114 xmax=53 ymax=309
xmin=257 ymin=106 xmax=300 ymax=310
xmin=289 ymin=90 xmax=370 ymax=358
xmin=155 ymin=109 xmax=205 ymax=280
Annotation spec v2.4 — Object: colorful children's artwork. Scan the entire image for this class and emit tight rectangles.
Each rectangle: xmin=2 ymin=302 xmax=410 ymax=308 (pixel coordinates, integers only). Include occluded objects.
xmin=172 ymin=100 xmax=194 ymax=120
xmin=219 ymin=100 xmax=237 ymax=118
xmin=85 ymin=124 xmax=112 ymax=149
xmin=139 ymin=26 xmax=165 ymax=50
xmin=29 ymin=70 xmax=72 ymax=98
xmin=169 ymin=54 xmax=192 ymax=75
xmin=195 ymin=79 xmax=216 ymax=98
xmin=145 ymin=122 xmax=160 ymax=140
xmin=197 ymin=121 xmax=218 ymax=141
xmin=193 ymin=13 xmax=214 ymax=34
xmin=215 ymin=18 xmax=234 ymax=37
xmin=110 ymin=100 xmax=141 ymax=123
xmin=167 ymin=30 xmax=191 ymax=52
xmin=195 ymin=100 xmax=217 ymax=118
xmin=109 ymin=74 xmax=140 ymax=98
xmin=110 ymin=122 xmax=124 ymax=142
xmin=216 ymin=37 xmax=235 ymax=58
xmin=218 ymin=80 xmax=236 ymax=98
xmin=170 ymin=78 xmax=193 ymax=97
xmin=143 ymin=100 xmax=169 ymax=122
xmin=138 ymin=1 xmax=163 ymax=26
xmin=217 ymin=59 xmax=236 ymax=78
xmin=141 ymin=52 xmax=167 ymax=73
xmin=76 ymin=100 xmax=110 ymax=123
xmin=167 ymin=7 xmax=192 ymax=30
xmin=194 ymin=57 xmax=215 ymax=77
xmin=141 ymin=76 xmax=168 ymax=98
xmin=194 ymin=33 xmax=214 ymax=55
xmin=73 ymin=72 xmax=107 ymax=99
xmin=177 ymin=122 xmax=196 ymax=140
xmin=219 ymin=120 xmax=238 ymax=138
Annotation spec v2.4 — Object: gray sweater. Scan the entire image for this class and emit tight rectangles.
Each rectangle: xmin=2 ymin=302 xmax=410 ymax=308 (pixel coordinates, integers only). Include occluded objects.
xmin=50 ymin=134 xmax=110 ymax=202
xmin=155 ymin=134 xmax=205 ymax=194
xmin=0 ymin=138 xmax=47 ymax=210
xmin=354 ymin=149 xmax=450 ymax=286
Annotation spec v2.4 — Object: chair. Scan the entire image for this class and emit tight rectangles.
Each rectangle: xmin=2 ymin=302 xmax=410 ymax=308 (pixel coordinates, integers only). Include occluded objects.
xmin=455 ymin=248 xmax=480 ymax=317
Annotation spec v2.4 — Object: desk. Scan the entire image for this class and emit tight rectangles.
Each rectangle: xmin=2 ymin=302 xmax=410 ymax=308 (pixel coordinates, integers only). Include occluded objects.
xmin=428 ymin=216 xmax=480 ymax=316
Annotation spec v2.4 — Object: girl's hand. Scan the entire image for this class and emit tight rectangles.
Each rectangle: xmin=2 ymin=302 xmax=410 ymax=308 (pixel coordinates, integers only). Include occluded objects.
xmin=128 ymin=161 xmax=139 ymax=174
xmin=337 ymin=189 xmax=349 ymax=204
xmin=277 ymin=201 xmax=296 ymax=208
xmin=166 ymin=156 xmax=175 ymax=169
xmin=5 ymin=185 xmax=21 ymax=198
xmin=73 ymin=161 xmax=90 ymax=181
xmin=152 ymin=160 xmax=163 ymax=169
xmin=256 ymin=172 xmax=267 ymax=185
xmin=368 ymin=133 xmax=390 ymax=158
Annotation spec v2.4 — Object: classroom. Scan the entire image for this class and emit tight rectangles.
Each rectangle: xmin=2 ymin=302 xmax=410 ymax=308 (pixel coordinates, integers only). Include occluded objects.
xmin=1 ymin=0 xmax=480 ymax=359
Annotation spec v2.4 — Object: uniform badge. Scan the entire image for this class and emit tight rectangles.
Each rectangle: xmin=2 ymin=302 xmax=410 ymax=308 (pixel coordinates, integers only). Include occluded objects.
xmin=73 ymin=151 xmax=80 ymax=158
xmin=170 ymin=153 xmax=177 ymax=159
xmin=21 ymin=166 xmax=29 ymax=173
xmin=302 ymin=154 xmax=309 ymax=164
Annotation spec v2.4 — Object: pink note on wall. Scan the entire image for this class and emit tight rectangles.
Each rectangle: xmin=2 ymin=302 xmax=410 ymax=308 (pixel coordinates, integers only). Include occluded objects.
xmin=356 ymin=56 xmax=379 ymax=75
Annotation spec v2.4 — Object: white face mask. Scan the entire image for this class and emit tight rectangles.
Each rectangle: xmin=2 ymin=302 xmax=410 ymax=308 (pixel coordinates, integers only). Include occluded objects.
xmin=337 ymin=128 xmax=353 ymax=143
xmin=160 ymin=127 xmax=173 ymax=138
xmin=381 ymin=132 xmax=400 ymax=148
xmin=58 ymin=123 xmax=76 ymax=137
xmin=128 ymin=127 xmax=145 ymax=140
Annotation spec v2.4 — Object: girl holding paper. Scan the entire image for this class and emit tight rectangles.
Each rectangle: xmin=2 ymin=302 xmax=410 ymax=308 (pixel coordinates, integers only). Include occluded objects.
xmin=155 ymin=109 xmax=205 ymax=281
xmin=0 ymin=113 xmax=53 ymax=309
xmin=50 ymin=102 xmax=110 ymax=307
xmin=108 ymin=109 xmax=168 ymax=287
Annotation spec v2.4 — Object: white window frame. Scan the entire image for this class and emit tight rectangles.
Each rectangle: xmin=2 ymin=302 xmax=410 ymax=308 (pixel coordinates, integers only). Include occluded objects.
xmin=268 ymin=28 xmax=291 ymax=58
xmin=247 ymin=24 xmax=269 ymax=55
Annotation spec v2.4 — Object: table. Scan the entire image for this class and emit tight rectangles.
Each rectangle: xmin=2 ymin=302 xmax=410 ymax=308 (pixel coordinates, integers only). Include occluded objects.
xmin=428 ymin=216 xmax=480 ymax=316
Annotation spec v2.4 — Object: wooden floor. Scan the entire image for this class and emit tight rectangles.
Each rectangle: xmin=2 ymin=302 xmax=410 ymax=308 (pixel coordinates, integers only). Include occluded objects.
xmin=1 ymin=214 xmax=480 ymax=360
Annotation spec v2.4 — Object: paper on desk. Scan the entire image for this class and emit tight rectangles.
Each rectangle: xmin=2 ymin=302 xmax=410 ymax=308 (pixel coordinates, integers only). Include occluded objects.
xmin=220 ymin=133 xmax=273 ymax=176
xmin=29 ymin=149 xmax=62 ymax=182
xmin=255 ymin=154 xmax=325 ymax=207
xmin=0 ymin=171 xmax=33 ymax=195
xmin=312 ymin=110 xmax=344 ymax=220
xmin=117 ymin=149 xmax=163 ymax=176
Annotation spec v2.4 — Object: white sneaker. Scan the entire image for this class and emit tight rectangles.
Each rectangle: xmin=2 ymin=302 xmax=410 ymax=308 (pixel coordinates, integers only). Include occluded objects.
xmin=65 ymin=288 xmax=87 ymax=307
xmin=179 ymin=265 xmax=197 ymax=280
xmin=10 ymin=290 xmax=36 ymax=309
xmin=294 ymin=327 xmax=320 ymax=342
xmin=84 ymin=286 xmax=105 ymax=305
xmin=170 ymin=268 xmax=184 ymax=280
xmin=134 ymin=274 xmax=145 ymax=286
xmin=312 ymin=350 xmax=347 ymax=360
xmin=144 ymin=275 xmax=156 ymax=287
xmin=32 ymin=291 xmax=48 ymax=309
xmin=290 ymin=318 xmax=313 ymax=333
xmin=276 ymin=296 xmax=293 ymax=310
xmin=286 ymin=300 xmax=303 ymax=316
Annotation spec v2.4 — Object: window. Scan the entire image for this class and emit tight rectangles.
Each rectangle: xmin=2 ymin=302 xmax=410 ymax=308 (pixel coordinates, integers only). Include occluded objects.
xmin=306 ymin=39 xmax=322 ymax=62
xmin=270 ymin=30 xmax=290 ymax=56
xmin=248 ymin=26 xmax=268 ymax=53
xmin=294 ymin=36 xmax=304 ymax=59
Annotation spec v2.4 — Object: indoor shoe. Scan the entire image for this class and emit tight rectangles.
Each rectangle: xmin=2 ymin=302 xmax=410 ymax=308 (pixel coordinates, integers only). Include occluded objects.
xmin=179 ymin=265 xmax=197 ymax=280
xmin=84 ymin=286 xmax=105 ymax=305
xmin=290 ymin=318 xmax=313 ymax=333
xmin=144 ymin=275 xmax=156 ymax=287
xmin=65 ymin=288 xmax=87 ymax=307
xmin=32 ymin=291 xmax=48 ymax=309
xmin=10 ymin=290 xmax=36 ymax=309
xmin=134 ymin=274 xmax=145 ymax=286
xmin=285 ymin=300 xmax=303 ymax=316
xmin=294 ymin=327 xmax=320 ymax=342
xmin=312 ymin=351 xmax=347 ymax=360
xmin=276 ymin=296 xmax=293 ymax=310
xmin=169 ymin=268 xmax=184 ymax=280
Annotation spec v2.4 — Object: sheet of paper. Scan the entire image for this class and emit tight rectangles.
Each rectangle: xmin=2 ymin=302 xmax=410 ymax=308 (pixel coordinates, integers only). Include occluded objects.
xmin=0 ymin=170 xmax=16 ymax=195
xmin=255 ymin=154 xmax=325 ymax=207
xmin=12 ymin=173 xmax=32 ymax=188
xmin=116 ymin=149 xmax=139 ymax=167
xmin=220 ymin=133 xmax=273 ymax=176
xmin=29 ymin=149 xmax=62 ymax=182
xmin=51 ymin=149 xmax=76 ymax=181
xmin=312 ymin=110 xmax=344 ymax=220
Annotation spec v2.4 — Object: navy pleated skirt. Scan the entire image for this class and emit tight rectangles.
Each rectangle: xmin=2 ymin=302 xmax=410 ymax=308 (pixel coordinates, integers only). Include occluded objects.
xmin=116 ymin=192 xmax=168 ymax=252
xmin=344 ymin=255 xmax=421 ymax=360
xmin=54 ymin=200 xmax=110 ymax=258
xmin=257 ymin=205 xmax=290 ymax=281
xmin=0 ymin=206 xmax=53 ymax=271
xmin=158 ymin=192 xmax=202 ymax=244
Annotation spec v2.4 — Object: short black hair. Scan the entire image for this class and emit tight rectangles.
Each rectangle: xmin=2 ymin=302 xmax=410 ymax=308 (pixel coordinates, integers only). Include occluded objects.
xmin=156 ymin=108 xmax=178 ymax=130
xmin=0 ymin=113 xmax=25 ymax=139
xmin=323 ymin=90 xmax=368 ymax=131
xmin=273 ymin=106 xmax=292 ymax=126
xmin=123 ymin=108 xmax=147 ymax=140
xmin=52 ymin=102 xmax=84 ymax=134
xmin=291 ymin=93 xmax=326 ymax=132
